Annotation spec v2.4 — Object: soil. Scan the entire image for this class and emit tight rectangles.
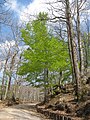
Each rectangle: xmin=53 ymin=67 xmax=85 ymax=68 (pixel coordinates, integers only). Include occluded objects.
xmin=0 ymin=90 xmax=90 ymax=120
xmin=37 ymin=93 xmax=90 ymax=120
xmin=0 ymin=101 xmax=50 ymax=120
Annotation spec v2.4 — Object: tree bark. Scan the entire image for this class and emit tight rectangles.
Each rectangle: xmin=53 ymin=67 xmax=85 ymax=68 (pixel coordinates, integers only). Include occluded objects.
xmin=65 ymin=0 xmax=81 ymax=101
xmin=4 ymin=52 xmax=17 ymax=100
xmin=44 ymin=68 xmax=48 ymax=102
xmin=76 ymin=0 xmax=85 ymax=77
xmin=1 ymin=57 xmax=8 ymax=100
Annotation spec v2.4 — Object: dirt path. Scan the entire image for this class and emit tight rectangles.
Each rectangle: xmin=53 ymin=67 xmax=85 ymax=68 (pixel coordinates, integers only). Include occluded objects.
xmin=0 ymin=103 xmax=49 ymax=120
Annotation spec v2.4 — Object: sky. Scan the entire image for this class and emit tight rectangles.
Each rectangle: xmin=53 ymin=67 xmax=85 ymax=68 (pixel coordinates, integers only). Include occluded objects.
xmin=0 ymin=0 xmax=50 ymax=42
xmin=7 ymin=0 xmax=50 ymax=22
xmin=0 ymin=0 xmax=52 ymax=43
xmin=18 ymin=0 xmax=33 ymax=6
xmin=1 ymin=0 xmax=89 ymax=40
xmin=0 ymin=0 xmax=89 ymax=44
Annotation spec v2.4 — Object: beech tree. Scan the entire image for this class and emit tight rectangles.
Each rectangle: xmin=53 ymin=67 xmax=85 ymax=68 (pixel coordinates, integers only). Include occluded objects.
xmin=65 ymin=0 xmax=81 ymax=100
xmin=18 ymin=13 xmax=70 ymax=101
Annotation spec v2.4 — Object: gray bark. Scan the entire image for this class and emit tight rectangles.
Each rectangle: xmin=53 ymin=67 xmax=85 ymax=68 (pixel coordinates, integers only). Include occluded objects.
xmin=4 ymin=52 xmax=17 ymax=100
xmin=65 ymin=0 xmax=82 ymax=100
xmin=76 ymin=0 xmax=85 ymax=77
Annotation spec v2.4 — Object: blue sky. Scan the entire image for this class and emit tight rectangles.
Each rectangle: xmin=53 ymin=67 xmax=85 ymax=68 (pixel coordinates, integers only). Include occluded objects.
xmin=0 ymin=0 xmax=48 ymax=40
xmin=18 ymin=0 xmax=33 ymax=6
xmin=1 ymin=0 xmax=89 ymax=37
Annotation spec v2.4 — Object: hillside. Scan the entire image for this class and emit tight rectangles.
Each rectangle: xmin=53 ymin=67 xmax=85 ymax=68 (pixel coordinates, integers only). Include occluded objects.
xmin=37 ymin=89 xmax=90 ymax=120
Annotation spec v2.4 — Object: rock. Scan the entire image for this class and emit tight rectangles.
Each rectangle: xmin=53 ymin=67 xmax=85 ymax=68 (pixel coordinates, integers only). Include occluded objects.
xmin=52 ymin=103 xmax=65 ymax=111
xmin=76 ymin=102 xmax=90 ymax=117
xmin=84 ymin=103 xmax=90 ymax=116
xmin=66 ymin=106 xmax=72 ymax=113
xmin=65 ymin=104 xmax=73 ymax=113
xmin=86 ymin=77 xmax=90 ymax=84
xmin=76 ymin=108 xmax=84 ymax=117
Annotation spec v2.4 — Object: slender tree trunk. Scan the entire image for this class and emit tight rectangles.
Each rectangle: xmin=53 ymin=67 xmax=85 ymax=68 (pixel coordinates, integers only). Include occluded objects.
xmin=76 ymin=0 xmax=87 ymax=98
xmin=65 ymin=0 xmax=81 ymax=101
xmin=58 ymin=71 xmax=62 ymax=87
xmin=67 ymin=24 xmax=75 ymax=83
xmin=8 ymin=76 xmax=12 ymax=91
xmin=87 ymin=32 xmax=90 ymax=66
xmin=1 ymin=58 xmax=8 ymax=100
xmin=83 ymin=34 xmax=88 ymax=73
xmin=4 ymin=77 xmax=10 ymax=100
xmin=76 ymin=0 xmax=85 ymax=77
xmin=4 ymin=52 xmax=17 ymax=100
xmin=44 ymin=68 xmax=48 ymax=102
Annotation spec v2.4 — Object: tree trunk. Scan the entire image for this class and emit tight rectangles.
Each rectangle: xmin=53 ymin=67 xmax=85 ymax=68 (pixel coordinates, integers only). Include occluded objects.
xmin=1 ymin=58 xmax=8 ymax=100
xmin=67 ymin=24 xmax=75 ymax=83
xmin=65 ymin=0 xmax=82 ymax=101
xmin=44 ymin=68 xmax=48 ymax=102
xmin=4 ymin=77 xmax=10 ymax=100
xmin=76 ymin=0 xmax=87 ymax=98
xmin=58 ymin=71 xmax=62 ymax=86
xmin=76 ymin=0 xmax=85 ymax=77
xmin=4 ymin=52 xmax=17 ymax=100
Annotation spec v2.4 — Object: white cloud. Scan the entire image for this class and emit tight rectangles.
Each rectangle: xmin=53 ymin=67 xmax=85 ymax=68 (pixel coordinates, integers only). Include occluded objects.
xmin=5 ymin=0 xmax=73 ymax=23
xmin=19 ymin=0 xmax=50 ymax=22
xmin=6 ymin=0 xmax=49 ymax=22
xmin=6 ymin=0 xmax=89 ymax=23
xmin=19 ymin=0 xmax=66 ymax=22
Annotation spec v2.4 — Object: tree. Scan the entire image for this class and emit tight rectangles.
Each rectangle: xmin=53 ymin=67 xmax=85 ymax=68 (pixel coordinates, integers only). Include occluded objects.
xmin=18 ymin=12 xmax=70 ymax=101
xmin=4 ymin=51 xmax=18 ymax=100
xmin=81 ymin=13 xmax=90 ymax=68
xmin=76 ymin=0 xmax=85 ymax=81
xmin=47 ymin=0 xmax=89 ymax=101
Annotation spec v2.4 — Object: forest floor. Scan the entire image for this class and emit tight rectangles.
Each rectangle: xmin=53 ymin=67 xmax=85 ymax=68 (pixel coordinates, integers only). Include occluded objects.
xmin=0 ymin=101 xmax=50 ymax=120
xmin=0 ymin=91 xmax=90 ymax=120
xmin=37 ymin=92 xmax=90 ymax=120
